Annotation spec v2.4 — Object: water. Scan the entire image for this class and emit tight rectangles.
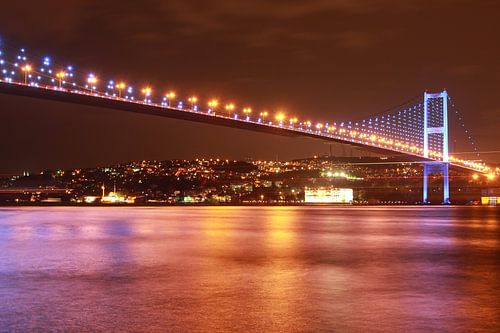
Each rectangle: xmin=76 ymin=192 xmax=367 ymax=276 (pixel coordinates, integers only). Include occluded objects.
xmin=0 ymin=207 xmax=498 ymax=332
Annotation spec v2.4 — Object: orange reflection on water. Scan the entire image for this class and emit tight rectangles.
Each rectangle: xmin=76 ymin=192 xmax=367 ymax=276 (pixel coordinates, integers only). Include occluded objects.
xmin=1 ymin=206 xmax=499 ymax=331
xmin=257 ymin=208 xmax=311 ymax=331
xmin=264 ymin=207 xmax=298 ymax=252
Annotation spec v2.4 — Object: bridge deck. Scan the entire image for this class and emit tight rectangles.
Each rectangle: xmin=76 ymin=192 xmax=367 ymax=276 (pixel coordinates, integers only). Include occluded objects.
xmin=0 ymin=81 xmax=477 ymax=172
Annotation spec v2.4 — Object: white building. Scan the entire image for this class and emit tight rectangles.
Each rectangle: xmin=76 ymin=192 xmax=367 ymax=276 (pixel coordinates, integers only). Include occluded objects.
xmin=304 ymin=188 xmax=353 ymax=204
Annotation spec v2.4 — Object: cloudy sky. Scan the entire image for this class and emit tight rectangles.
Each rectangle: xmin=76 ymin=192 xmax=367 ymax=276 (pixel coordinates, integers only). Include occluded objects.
xmin=0 ymin=0 xmax=498 ymax=174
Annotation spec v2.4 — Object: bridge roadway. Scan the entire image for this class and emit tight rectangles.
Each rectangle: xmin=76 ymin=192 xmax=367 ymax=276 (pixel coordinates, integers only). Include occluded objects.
xmin=0 ymin=81 xmax=475 ymax=172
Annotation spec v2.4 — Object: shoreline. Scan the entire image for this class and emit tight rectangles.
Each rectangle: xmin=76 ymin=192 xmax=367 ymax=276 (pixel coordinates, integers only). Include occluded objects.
xmin=0 ymin=202 xmax=491 ymax=207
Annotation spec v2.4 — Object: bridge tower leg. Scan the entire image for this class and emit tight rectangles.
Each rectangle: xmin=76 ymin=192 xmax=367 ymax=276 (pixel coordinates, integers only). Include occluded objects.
xmin=443 ymin=162 xmax=450 ymax=204
xmin=422 ymin=90 xmax=450 ymax=204
xmin=423 ymin=163 xmax=429 ymax=204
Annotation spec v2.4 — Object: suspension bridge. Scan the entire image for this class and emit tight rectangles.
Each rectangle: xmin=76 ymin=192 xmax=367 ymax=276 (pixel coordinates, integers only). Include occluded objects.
xmin=0 ymin=45 xmax=495 ymax=204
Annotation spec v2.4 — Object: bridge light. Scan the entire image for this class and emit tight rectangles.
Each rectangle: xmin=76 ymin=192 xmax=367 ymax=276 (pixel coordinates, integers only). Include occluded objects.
xmin=21 ymin=64 xmax=32 ymax=84
xmin=115 ymin=82 xmax=126 ymax=98
xmin=165 ymin=91 xmax=176 ymax=106
xmin=87 ymin=74 xmax=97 ymax=93
xmin=141 ymin=87 xmax=152 ymax=101
xmin=486 ymin=173 xmax=496 ymax=181
xmin=225 ymin=103 xmax=235 ymax=116
xmin=208 ymin=99 xmax=219 ymax=112
xmin=188 ymin=96 xmax=198 ymax=109
xmin=275 ymin=113 xmax=285 ymax=122
xmin=142 ymin=87 xmax=152 ymax=95
xmin=259 ymin=111 xmax=268 ymax=120
xmin=56 ymin=71 xmax=67 ymax=88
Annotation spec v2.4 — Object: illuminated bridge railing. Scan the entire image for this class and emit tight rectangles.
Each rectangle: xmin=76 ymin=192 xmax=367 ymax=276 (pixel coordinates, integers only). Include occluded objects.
xmin=0 ymin=45 xmax=491 ymax=174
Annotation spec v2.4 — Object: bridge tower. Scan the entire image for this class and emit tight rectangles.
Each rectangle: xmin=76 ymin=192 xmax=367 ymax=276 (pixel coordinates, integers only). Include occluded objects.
xmin=422 ymin=90 xmax=450 ymax=204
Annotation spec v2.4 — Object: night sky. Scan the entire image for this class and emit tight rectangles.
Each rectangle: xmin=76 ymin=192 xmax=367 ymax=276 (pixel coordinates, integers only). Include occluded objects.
xmin=0 ymin=0 xmax=498 ymax=175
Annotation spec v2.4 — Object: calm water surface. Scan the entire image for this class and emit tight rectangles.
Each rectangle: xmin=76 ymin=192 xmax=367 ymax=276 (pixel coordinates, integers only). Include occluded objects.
xmin=0 ymin=206 xmax=499 ymax=332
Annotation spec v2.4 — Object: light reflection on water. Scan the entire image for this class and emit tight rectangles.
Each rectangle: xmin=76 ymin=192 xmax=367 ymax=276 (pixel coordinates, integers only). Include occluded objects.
xmin=0 ymin=206 xmax=499 ymax=332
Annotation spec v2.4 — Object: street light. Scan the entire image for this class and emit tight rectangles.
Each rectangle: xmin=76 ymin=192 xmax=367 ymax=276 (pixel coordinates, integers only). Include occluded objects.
xmin=188 ymin=96 xmax=198 ymax=109
xmin=275 ymin=112 xmax=285 ymax=123
xmin=225 ymin=103 xmax=235 ymax=117
xmin=141 ymin=87 xmax=152 ymax=102
xmin=21 ymin=64 xmax=32 ymax=84
xmin=165 ymin=91 xmax=176 ymax=107
xmin=243 ymin=107 xmax=252 ymax=119
xmin=115 ymin=82 xmax=126 ymax=98
xmin=208 ymin=99 xmax=219 ymax=113
xmin=56 ymin=70 xmax=66 ymax=89
xmin=327 ymin=125 xmax=336 ymax=133
xmin=87 ymin=74 xmax=97 ymax=94
xmin=260 ymin=111 xmax=268 ymax=122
